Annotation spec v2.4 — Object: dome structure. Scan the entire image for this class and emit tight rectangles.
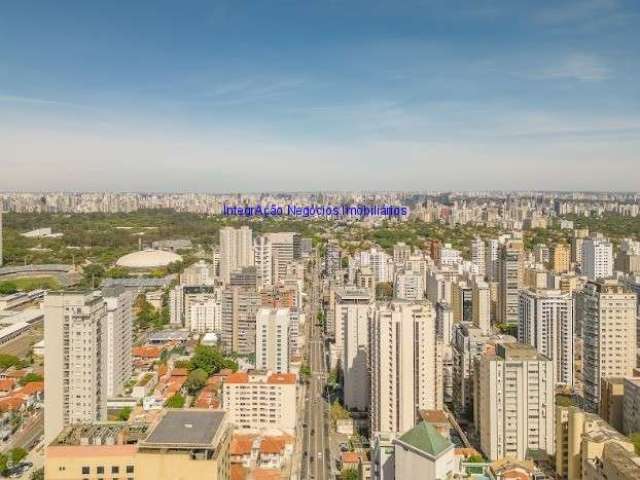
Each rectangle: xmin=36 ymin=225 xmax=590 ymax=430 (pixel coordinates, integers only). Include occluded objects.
xmin=116 ymin=249 xmax=183 ymax=269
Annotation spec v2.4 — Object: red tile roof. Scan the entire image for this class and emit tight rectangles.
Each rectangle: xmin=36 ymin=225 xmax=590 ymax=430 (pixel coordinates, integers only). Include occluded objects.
xmin=253 ymin=469 xmax=281 ymax=480
xmin=132 ymin=346 xmax=162 ymax=359
xmin=226 ymin=372 xmax=249 ymax=384
xmin=0 ymin=378 xmax=16 ymax=391
xmin=230 ymin=464 xmax=247 ymax=480
xmin=260 ymin=438 xmax=285 ymax=455
xmin=267 ymin=373 xmax=296 ymax=384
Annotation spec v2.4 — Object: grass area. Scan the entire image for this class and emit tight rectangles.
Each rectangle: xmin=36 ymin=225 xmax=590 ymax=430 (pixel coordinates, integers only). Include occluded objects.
xmin=8 ymin=276 xmax=60 ymax=291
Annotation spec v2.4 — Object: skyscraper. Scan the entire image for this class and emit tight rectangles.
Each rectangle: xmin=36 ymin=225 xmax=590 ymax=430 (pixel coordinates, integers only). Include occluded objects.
xmin=497 ymin=239 xmax=524 ymax=325
xmin=579 ymin=279 xmax=637 ymax=412
xmin=219 ymin=226 xmax=253 ymax=284
xmin=255 ymin=307 xmax=290 ymax=373
xmin=44 ymin=291 xmax=108 ymax=444
xmin=581 ymin=236 xmax=614 ymax=281
xmin=103 ymin=286 xmax=133 ymax=398
xmin=254 ymin=235 xmax=273 ymax=290
xmin=518 ymin=289 xmax=574 ymax=387
xmin=471 ymin=237 xmax=486 ymax=277
xmin=472 ymin=280 xmax=491 ymax=333
xmin=475 ymin=342 xmax=555 ymax=461
xmin=221 ymin=283 xmax=260 ymax=355
xmin=369 ymin=301 xmax=442 ymax=435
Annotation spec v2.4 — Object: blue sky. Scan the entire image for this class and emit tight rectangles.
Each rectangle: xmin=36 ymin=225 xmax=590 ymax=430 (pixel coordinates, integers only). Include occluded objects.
xmin=1 ymin=0 xmax=639 ymax=192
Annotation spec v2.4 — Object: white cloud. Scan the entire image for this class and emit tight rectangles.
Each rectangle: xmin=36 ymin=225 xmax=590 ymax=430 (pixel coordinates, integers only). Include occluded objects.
xmin=539 ymin=53 xmax=611 ymax=81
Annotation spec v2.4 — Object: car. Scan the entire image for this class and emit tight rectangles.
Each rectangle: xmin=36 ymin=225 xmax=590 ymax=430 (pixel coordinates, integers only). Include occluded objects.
xmin=339 ymin=442 xmax=349 ymax=452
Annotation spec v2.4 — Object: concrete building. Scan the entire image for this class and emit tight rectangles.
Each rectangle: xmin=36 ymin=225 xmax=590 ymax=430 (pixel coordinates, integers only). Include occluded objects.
xmin=394 ymin=269 xmax=424 ymax=301
xmin=219 ymin=226 xmax=253 ymax=284
xmin=265 ymin=232 xmax=296 ymax=285
xmin=551 ymin=243 xmax=571 ymax=274
xmin=254 ymin=236 xmax=272 ymax=290
xmin=497 ymin=239 xmax=524 ymax=325
xmin=393 ymin=421 xmax=457 ymax=480
xmin=475 ymin=342 xmax=555 ymax=461
xmin=472 ymin=280 xmax=491 ymax=333
xmin=222 ymin=371 xmax=297 ymax=434
xmin=189 ymin=297 xmax=220 ymax=333
xmin=600 ymin=377 xmax=626 ymax=433
xmin=181 ymin=260 xmax=215 ymax=286
xmin=579 ymin=279 xmax=637 ymax=412
xmin=220 ymin=284 xmax=260 ymax=355
xmin=582 ymin=236 xmax=614 ymax=281
xmin=518 ymin=289 xmax=574 ymax=387
xmin=369 ymin=301 xmax=442 ymax=436
xmin=255 ymin=308 xmax=290 ymax=373
xmin=471 ymin=237 xmax=486 ymax=277
xmin=103 ymin=287 xmax=133 ymax=398
xmin=485 ymin=239 xmax=500 ymax=282
xmin=556 ymin=405 xmax=638 ymax=480
xmin=622 ymin=377 xmax=640 ymax=435
xmin=393 ymin=242 xmax=412 ymax=265
xmin=44 ymin=291 xmax=108 ymax=444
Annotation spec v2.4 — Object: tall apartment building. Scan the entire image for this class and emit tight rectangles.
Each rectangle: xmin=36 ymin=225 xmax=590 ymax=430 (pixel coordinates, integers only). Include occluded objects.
xmin=393 ymin=242 xmax=411 ymax=265
xmin=44 ymin=291 xmax=108 ymax=444
xmin=471 ymin=237 xmax=486 ymax=277
xmin=255 ymin=308 xmax=290 ymax=373
xmin=579 ymin=279 xmax=637 ymax=412
xmin=582 ymin=236 xmax=614 ymax=281
xmin=622 ymin=377 xmax=640 ymax=435
xmin=451 ymin=281 xmax=472 ymax=324
xmin=181 ymin=260 xmax=216 ymax=286
xmin=254 ymin=235 xmax=272 ymax=290
xmin=219 ymin=226 xmax=253 ymax=284
xmin=551 ymin=243 xmax=570 ymax=274
xmin=497 ymin=239 xmax=524 ymax=325
xmin=518 ymin=289 xmax=574 ymax=387
xmin=472 ymin=280 xmax=491 ymax=333
xmin=475 ymin=342 xmax=555 ymax=461
xmin=369 ymin=301 xmax=442 ymax=435
xmin=394 ymin=269 xmax=424 ymax=301
xmin=485 ymin=239 xmax=499 ymax=282
xmin=325 ymin=240 xmax=341 ymax=278
xmin=571 ymin=228 xmax=590 ymax=266
xmin=103 ymin=287 xmax=133 ymax=398
xmin=189 ymin=297 xmax=220 ymax=333
xmin=220 ymin=284 xmax=260 ymax=355
xmin=222 ymin=371 xmax=297 ymax=434
xmin=265 ymin=232 xmax=296 ymax=285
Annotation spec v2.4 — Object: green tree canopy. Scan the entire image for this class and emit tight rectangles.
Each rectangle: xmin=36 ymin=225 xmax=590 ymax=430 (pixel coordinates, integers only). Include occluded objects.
xmin=0 ymin=354 xmax=20 ymax=370
xmin=190 ymin=345 xmax=225 ymax=376
xmin=19 ymin=373 xmax=44 ymax=386
xmin=0 ymin=282 xmax=18 ymax=295
xmin=185 ymin=368 xmax=208 ymax=395
xmin=165 ymin=393 xmax=185 ymax=408
xmin=10 ymin=448 xmax=27 ymax=466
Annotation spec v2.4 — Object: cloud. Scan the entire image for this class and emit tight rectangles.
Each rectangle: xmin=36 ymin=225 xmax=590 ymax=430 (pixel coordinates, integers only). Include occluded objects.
xmin=537 ymin=53 xmax=611 ymax=81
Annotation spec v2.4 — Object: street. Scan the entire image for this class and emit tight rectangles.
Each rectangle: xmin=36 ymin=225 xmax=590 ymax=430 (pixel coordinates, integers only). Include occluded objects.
xmin=300 ymin=253 xmax=332 ymax=480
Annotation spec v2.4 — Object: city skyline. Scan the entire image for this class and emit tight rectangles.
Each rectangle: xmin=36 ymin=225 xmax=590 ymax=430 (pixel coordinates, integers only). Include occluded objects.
xmin=2 ymin=0 xmax=640 ymax=191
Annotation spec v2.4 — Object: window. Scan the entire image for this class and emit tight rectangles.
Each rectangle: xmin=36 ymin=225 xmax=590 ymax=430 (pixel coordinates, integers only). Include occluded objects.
xmin=97 ymin=466 xmax=104 ymax=474
xmin=126 ymin=466 xmax=134 ymax=474
xmin=82 ymin=467 xmax=90 ymax=475
xmin=112 ymin=466 xmax=120 ymax=474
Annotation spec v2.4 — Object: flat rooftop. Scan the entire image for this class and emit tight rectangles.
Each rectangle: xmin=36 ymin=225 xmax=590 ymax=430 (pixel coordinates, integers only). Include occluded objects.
xmin=51 ymin=423 xmax=149 ymax=446
xmin=142 ymin=410 xmax=226 ymax=448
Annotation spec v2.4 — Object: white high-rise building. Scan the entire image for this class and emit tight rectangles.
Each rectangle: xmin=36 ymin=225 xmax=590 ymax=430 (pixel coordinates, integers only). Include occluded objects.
xmin=254 ymin=236 xmax=273 ymax=290
xmin=579 ymin=279 xmax=637 ymax=412
xmin=369 ymin=301 xmax=442 ymax=435
xmin=341 ymin=295 xmax=372 ymax=412
xmin=475 ymin=342 xmax=555 ymax=461
xmin=219 ymin=226 xmax=253 ymax=284
xmin=256 ymin=308 xmax=290 ymax=373
xmin=44 ymin=291 xmax=108 ymax=444
xmin=518 ymin=289 xmax=574 ymax=387
xmin=181 ymin=260 xmax=215 ymax=286
xmin=394 ymin=269 xmax=424 ymax=301
xmin=265 ymin=232 xmax=296 ymax=285
xmin=485 ymin=239 xmax=500 ymax=282
xmin=472 ymin=280 xmax=491 ymax=333
xmin=471 ymin=237 xmax=486 ymax=277
xmin=581 ymin=236 xmax=613 ymax=280
xmin=103 ymin=287 xmax=133 ymax=398
xmin=189 ymin=297 xmax=220 ymax=333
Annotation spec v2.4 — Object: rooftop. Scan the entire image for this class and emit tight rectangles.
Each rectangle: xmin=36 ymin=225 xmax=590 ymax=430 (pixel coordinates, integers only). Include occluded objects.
xmin=50 ymin=423 xmax=149 ymax=447
xmin=396 ymin=421 xmax=452 ymax=458
xmin=142 ymin=410 xmax=226 ymax=448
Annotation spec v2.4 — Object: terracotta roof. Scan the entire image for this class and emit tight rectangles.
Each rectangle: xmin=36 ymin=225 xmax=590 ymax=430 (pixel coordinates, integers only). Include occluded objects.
xmin=267 ymin=373 xmax=296 ymax=384
xmin=132 ymin=346 xmax=162 ymax=359
xmin=341 ymin=452 xmax=360 ymax=464
xmin=0 ymin=396 xmax=24 ymax=411
xmin=16 ymin=381 xmax=44 ymax=396
xmin=170 ymin=368 xmax=188 ymax=377
xmin=226 ymin=372 xmax=249 ymax=384
xmin=260 ymin=437 xmax=285 ymax=455
xmin=6 ymin=370 xmax=27 ymax=379
xmin=253 ymin=469 xmax=280 ymax=480
xmin=0 ymin=378 xmax=16 ymax=391
xmin=420 ymin=409 xmax=448 ymax=424
xmin=230 ymin=464 xmax=247 ymax=480
xmin=230 ymin=437 xmax=254 ymax=456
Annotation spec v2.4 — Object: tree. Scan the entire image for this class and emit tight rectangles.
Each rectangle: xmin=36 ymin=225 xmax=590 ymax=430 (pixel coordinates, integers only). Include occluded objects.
xmin=165 ymin=393 xmax=185 ymax=408
xmin=341 ymin=468 xmax=359 ymax=480
xmin=630 ymin=432 xmax=640 ymax=455
xmin=19 ymin=373 xmax=44 ymax=386
xmin=0 ymin=282 xmax=18 ymax=295
xmin=0 ymin=454 xmax=7 ymax=476
xmin=106 ymin=267 xmax=130 ymax=279
xmin=222 ymin=357 xmax=239 ymax=372
xmin=190 ymin=345 xmax=225 ymax=376
xmin=82 ymin=263 xmax=106 ymax=288
xmin=10 ymin=448 xmax=27 ymax=466
xmin=117 ymin=406 xmax=132 ymax=421
xmin=185 ymin=368 xmax=208 ymax=395
xmin=0 ymin=354 xmax=20 ymax=370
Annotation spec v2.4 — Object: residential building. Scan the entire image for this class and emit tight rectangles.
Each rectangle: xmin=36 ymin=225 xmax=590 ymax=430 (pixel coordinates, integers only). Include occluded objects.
xmin=222 ymin=371 xmax=297 ymax=434
xmin=497 ymin=239 xmax=524 ymax=325
xmin=254 ymin=236 xmax=272 ymax=290
xmin=471 ymin=237 xmax=486 ymax=277
xmin=472 ymin=280 xmax=491 ymax=333
xmin=255 ymin=308 xmax=290 ymax=373
xmin=579 ymin=279 xmax=637 ymax=412
xmin=622 ymin=376 xmax=640 ymax=435
xmin=219 ymin=226 xmax=253 ymax=284
xmin=582 ymin=236 xmax=614 ymax=281
xmin=44 ymin=291 xmax=108 ymax=444
xmin=369 ymin=301 xmax=442 ymax=435
xmin=475 ymin=342 xmax=555 ymax=461
xmin=220 ymin=284 xmax=260 ymax=355
xmin=394 ymin=269 xmax=424 ymax=301
xmin=103 ymin=287 xmax=133 ymax=398
xmin=518 ymin=289 xmax=574 ymax=386
xmin=551 ymin=243 xmax=570 ymax=274
xmin=393 ymin=422 xmax=457 ymax=480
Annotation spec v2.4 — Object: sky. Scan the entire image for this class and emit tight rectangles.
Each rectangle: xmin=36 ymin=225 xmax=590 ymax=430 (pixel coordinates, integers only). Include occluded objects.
xmin=1 ymin=0 xmax=639 ymax=192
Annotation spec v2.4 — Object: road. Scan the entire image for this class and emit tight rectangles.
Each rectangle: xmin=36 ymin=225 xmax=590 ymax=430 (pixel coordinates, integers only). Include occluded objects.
xmin=2 ymin=410 xmax=44 ymax=453
xmin=300 ymin=252 xmax=331 ymax=480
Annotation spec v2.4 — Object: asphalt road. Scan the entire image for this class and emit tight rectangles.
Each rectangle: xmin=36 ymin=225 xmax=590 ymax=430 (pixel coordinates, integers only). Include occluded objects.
xmin=301 ymin=255 xmax=331 ymax=480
